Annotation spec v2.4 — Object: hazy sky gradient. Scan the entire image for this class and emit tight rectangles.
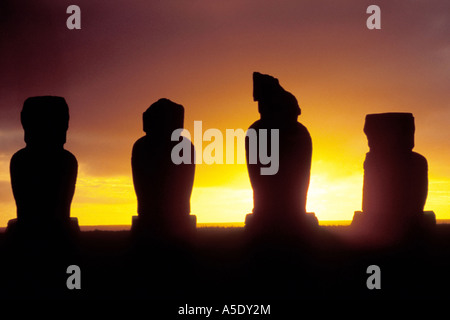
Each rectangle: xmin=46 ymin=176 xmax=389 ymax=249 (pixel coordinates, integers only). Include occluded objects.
xmin=0 ymin=0 xmax=449 ymax=226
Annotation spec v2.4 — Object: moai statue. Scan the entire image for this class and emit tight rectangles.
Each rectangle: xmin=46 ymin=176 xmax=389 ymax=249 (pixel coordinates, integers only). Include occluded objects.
xmin=245 ymin=72 xmax=318 ymax=235
xmin=352 ymin=112 xmax=436 ymax=241
xmin=131 ymin=98 xmax=196 ymax=239
xmin=8 ymin=96 xmax=79 ymax=237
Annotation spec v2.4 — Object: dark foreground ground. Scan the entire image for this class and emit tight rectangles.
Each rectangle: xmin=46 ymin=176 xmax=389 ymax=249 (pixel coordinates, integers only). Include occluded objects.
xmin=1 ymin=225 xmax=450 ymax=303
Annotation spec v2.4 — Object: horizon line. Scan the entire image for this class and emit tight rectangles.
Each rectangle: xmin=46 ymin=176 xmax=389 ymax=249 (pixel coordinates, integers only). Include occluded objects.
xmin=3 ymin=219 xmax=450 ymax=232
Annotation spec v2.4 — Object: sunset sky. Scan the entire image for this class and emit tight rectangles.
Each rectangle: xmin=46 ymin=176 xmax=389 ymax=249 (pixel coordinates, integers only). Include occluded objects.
xmin=0 ymin=0 xmax=449 ymax=227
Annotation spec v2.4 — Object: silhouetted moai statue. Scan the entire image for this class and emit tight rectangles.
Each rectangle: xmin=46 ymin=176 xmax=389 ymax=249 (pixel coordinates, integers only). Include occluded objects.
xmin=131 ymin=98 xmax=196 ymax=240
xmin=8 ymin=96 xmax=80 ymax=240
xmin=352 ymin=113 xmax=436 ymax=242
xmin=245 ymin=72 xmax=318 ymax=236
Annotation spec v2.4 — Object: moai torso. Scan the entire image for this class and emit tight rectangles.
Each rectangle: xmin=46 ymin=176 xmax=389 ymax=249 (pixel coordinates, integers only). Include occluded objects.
xmin=132 ymin=99 xmax=195 ymax=228
xmin=10 ymin=96 xmax=78 ymax=224
xmin=246 ymin=72 xmax=312 ymax=225
xmin=362 ymin=113 xmax=428 ymax=227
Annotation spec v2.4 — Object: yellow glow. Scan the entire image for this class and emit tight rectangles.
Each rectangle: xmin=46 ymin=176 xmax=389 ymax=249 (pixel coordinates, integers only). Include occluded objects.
xmin=69 ymin=166 xmax=449 ymax=227
xmin=1 ymin=130 xmax=449 ymax=228
xmin=1 ymin=160 xmax=449 ymax=228
xmin=58 ymin=159 xmax=450 ymax=227
xmin=70 ymin=174 xmax=136 ymax=226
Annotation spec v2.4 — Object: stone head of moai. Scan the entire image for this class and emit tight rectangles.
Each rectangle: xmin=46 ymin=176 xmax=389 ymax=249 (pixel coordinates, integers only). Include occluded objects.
xmin=253 ymin=72 xmax=300 ymax=123
xmin=21 ymin=96 xmax=70 ymax=149
xmin=364 ymin=112 xmax=415 ymax=153
xmin=143 ymin=98 xmax=184 ymax=139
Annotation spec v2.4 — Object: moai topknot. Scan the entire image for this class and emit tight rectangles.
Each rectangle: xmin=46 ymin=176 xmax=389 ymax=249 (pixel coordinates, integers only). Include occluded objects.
xmin=131 ymin=98 xmax=196 ymax=239
xmin=352 ymin=112 xmax=435 ymax=241
xmin=245 ymin=72 xmax=317 ymax=235
xmin=8 ymin=96 xmax=79 ymax=236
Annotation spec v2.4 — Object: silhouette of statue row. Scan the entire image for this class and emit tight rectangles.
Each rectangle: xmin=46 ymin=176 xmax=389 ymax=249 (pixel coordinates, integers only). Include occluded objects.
xmin=6 ymin=72 xmax=435 ymax=245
